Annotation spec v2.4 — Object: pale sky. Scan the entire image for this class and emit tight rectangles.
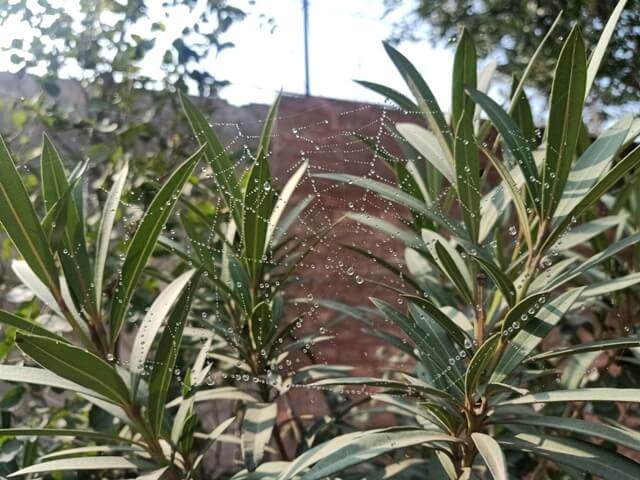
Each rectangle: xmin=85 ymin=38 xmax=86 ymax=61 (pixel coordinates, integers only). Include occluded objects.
xmin=0 ymin=0 xmax=460 ymax=109
xmin=214 ymin=0 xmax=455 ymax=108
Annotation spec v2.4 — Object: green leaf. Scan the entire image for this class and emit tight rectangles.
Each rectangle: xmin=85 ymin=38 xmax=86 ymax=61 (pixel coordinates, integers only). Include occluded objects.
xmin=499 ymin=433 xmax=640 ymax=480
xmin=471 ymin=432 xmax=507 ymax=480
xmin=551 ymin=214 xmax=625 ymax=251
xmin=228 ymin=253 xmax=252 ymax=314
xmin=371 ymin=298 xmax=460 ymax=393
xmin=549 ymin=231 xmax=640 ymax=289
xmin=478 ymin=143 xmax=534 ymax=254
xmin=491 ymin=287 xmax=584 ymax=383
xmin=95 ymin=162 xmax=129 ymax=308
xmin=454 ymin=109 xmax=481 ymax=242
xmin=148 ymin=270 xmax=201 ymax=435
xmin=500 ymin=291 xmax=550 ymax=340
xmin=249 ymin=302 xmax=274 ymax=350
xmin=465 ymin=334 xmax=500 ymax=399
xmin=497 ymin=415 xmax=640 ymax=452
xmin=192 ymin=416 xmax=237 ymax=471
xmin=509 ymin=75 xmax=536 ymax=149
xmin=407 ymin=301 xmax=464 ymax=392
xmin=0 ymin=428 xmax=144 ymax=447
xmin=383 ymin=42 xmax=453 ymax=157
xmin=130 ymin=269 xmax=197 ymax=373
xmin=242 ymin=402 xmax=277 ymax=471
xmin=396 ymin=122 xmax=455 ymax=184
xmin=498 ymin=388 xmax=640 ymax=406
xmin=0 ymin=365 xmax=107 ymax=400
xmin=40 ymin=134 xmax=94 ymax=315
xmin=0 ymin=310 xmax=67 ymax=342
xmin=312 ymin=376 xmax=458 ymax=404
xmin=265 ymin=160 xmax=308 ymax=250
xmin=15 ymin=332 xmax=130 ymax=406
xmin=554 ymin=116 xmax=631 ymax=220
xmin=543 ymin=144 xmax=640 ymax=252
xmin=526 ymin=337 xmax=640 ymax=362
xmin=585 ymin=0 xmax=628 ymax=99
xmin=315 ymin=173 xmax=463 ymax=236
xmin=505 ymin=12 xmax=563 ymax=119
xmin=110 ymin=145 xmax=204 ymax=343
xmin=277 ymin=427 xmax=459 ymax=480
xmin=348 ymin=212 xmax=422 ymax=249
xmin=0 ymin=136 xmax=60 ymax=297
xmin=466 ymin=88 xmax=541 ymax=214
xmin=582 ymin=271 xmax=640 ymax=298
xmin=243 ymin=96 xmax=280 ymax=279
xmin=7 ymin=456 xmax=142 ymax=478
xmin=402 ymin=294 xmax=470 ymax=348
xmin=422 ymin=230 xmax=473 ymax=296
xmin=355 ymin=80 xmax=418 ymax=113
xmin=179 ymin=91 xmax=243 ymax=228
xmin=451 ymin=29 xmax=477 ymax=129
xmin=434 ymin=241 xmax=474 ymax=303
xmin=542 ymin=26 xmax=587 ymax=218
xmin=469 ymin=254 xmax=516 ymax=306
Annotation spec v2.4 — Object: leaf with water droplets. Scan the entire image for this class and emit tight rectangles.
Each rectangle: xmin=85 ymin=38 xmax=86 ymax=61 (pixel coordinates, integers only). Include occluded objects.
xmin=109 ymin=145 xmax=204 ymax=344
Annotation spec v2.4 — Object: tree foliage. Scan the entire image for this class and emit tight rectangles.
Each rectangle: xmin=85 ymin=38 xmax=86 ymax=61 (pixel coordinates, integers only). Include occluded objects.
xmin=384 ymin=0 xmax=640 ymax=114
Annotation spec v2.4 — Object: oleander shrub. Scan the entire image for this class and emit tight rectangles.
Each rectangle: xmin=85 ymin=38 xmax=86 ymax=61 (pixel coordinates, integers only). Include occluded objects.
xmin=1 ymin=0 xmax=640 ymax=479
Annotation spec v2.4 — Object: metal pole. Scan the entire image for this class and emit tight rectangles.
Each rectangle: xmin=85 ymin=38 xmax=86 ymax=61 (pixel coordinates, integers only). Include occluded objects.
xmin=303 ymin=0 xmax=310 ymax=96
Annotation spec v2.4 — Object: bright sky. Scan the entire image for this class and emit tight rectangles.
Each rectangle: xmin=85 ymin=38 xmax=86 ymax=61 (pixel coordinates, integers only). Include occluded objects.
xmin=0 ymin=0 xmax=459 ymax=109
xmin=214 ymin=0 xmax=454 ymax=108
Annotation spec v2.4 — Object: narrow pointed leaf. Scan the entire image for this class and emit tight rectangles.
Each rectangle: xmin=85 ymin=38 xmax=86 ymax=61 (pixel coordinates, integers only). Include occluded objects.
xmin=499 ymin=433 xmax=640 ymax=480
xmin=542 ymin=26 xmax=587 ymax=218
xmin=0 ymin=365 xmax=108 ymax=400
xmin=434 ymin=241 xmax=474 ymax=303
xmin=402 ymin=294 xmax=469 ymax=348
xmin=0 ymin=136 xmax=60 ymax=295
xmin=471 ymin=433 xmax=507 ymax=480
xmin=315 ymin=173 xmax=463 ymax=235
xmin=7 ymin=456 xmax=142 ymax=477
xmin=554 ymin=115 xmax=631 ymax=220
xmin=95 ymin=162 xmax=129 ymax=307
xmin=355 ymin=80 xmax=418 ymax=113
xmin=491 ymin=287 xmax=584 ymax=383
xmin=130 ymin=269 xmax=196 ymax=373
xmin=466 ymin=88 xmax=541 ymax=213
xmin=0 ymin=310 xmax=67 ymax=342
xmin=396 ymin=123 xmax=455 ymax=184
xmin=451 ymin=29 xmax=477 ymax=129
xmin=501 ymin=291 xmax=551 ymax=339
xmin=179 ymin=91 xmax=243 ymax=228
xmin=249 ymin=301 xmax=274 ymax=350
xmin=497 ymin=414 xmax=640 ymax=452
xmin=527 ymin=337 xmax=640 ymax=362
xmin=242 ymin=402 xmax=277 ymax=471
xmin=465 ymin=334 xmax=500 ymax=398
xmin=383 ymin=42 xmax=452 ymax=156
xmin=16 ymin=333 xmax=130 ymax=405
xmin=276 ymin=427 xmax=459 ymax=480
xmin=41 ymin=134 xmax=94 ymax=314
xmin=478 ymin=141 xmax=534 ymax=254
xmin=543 ymin=144 xmax=640 ymax=253
xmin=499 ymin=388 xmax=640 ymax=406
xmin=243 ymin=96 xmax=280 ymax=278
xmin=148 ymin=269 xmax=201 ymax=435
xmin=265 ymin=160 xmax=307 ymax=251
xmin=110 ymin=145 xmax=204 ymax=342
xmin=585 ymin=0 xmax=628 ymax=99
xmin=454 ymin=110 xmax=481 ymax=242
xmin=470 ymin=254 xmax=516 ymax=306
